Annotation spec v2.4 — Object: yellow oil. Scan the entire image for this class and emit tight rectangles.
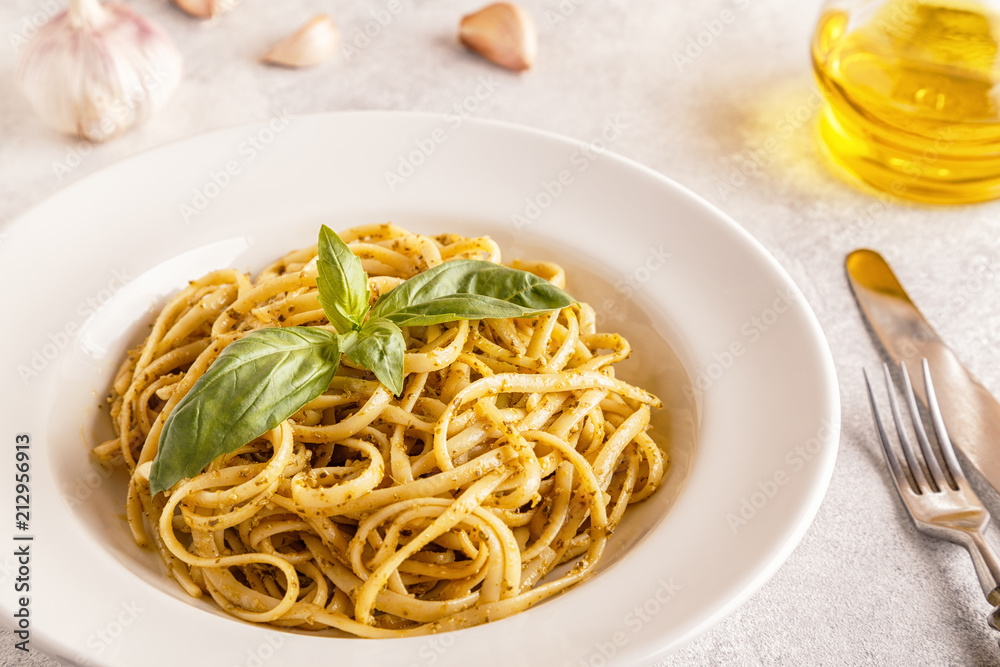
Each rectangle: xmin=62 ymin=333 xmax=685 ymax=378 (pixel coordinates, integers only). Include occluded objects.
xmin=812 ymin=0 xmax=1000 ymax=203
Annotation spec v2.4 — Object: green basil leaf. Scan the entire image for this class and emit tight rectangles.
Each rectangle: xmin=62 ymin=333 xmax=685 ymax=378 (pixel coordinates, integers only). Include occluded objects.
xmin=341 ymin=318 xmax=405 ymax=397
xmin=149 ymin=327 xmax=342 ymax=495
xmin=316 ymin=225 xmax=370 ymax=332
xmin=368 ymin=259 xmax=574 ymax=327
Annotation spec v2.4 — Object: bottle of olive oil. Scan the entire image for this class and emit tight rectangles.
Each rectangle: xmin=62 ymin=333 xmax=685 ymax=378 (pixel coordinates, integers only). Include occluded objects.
xmin=812 ymin=0 xmax=1000 ymax=203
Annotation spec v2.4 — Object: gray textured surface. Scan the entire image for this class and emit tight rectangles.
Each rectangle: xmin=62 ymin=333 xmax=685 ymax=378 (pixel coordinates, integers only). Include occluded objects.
xmin=3 ymin=0 xmax=1000 ymax=665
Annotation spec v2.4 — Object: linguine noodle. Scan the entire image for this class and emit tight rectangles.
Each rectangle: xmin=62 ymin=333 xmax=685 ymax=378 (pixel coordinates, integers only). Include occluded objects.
xmin=95 ymin=223 xmax=667 ymax=636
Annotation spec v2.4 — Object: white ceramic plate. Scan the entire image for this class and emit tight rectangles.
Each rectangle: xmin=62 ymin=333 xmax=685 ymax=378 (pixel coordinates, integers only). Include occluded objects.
xmin=0 ymin=112 xmax=839 ymax=667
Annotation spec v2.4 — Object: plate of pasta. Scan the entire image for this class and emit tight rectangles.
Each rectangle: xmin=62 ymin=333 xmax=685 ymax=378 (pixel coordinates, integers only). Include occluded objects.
xmin=0 ymin=112 xmax=838 ymax=666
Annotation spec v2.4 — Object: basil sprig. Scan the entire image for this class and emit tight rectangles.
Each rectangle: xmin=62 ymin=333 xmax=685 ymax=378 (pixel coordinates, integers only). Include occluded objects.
xmin=148 ymin=226 xmax=574 ymax=494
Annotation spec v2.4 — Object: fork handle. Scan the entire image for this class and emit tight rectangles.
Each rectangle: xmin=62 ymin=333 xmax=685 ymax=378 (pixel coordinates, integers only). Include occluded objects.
xmin=965 ymin=530 xmax=1000 ymax=606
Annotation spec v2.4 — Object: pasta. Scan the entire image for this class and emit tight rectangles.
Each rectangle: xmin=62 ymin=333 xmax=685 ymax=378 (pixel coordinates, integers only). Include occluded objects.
xmin=94 ymin=223 xmax=667 ymax=637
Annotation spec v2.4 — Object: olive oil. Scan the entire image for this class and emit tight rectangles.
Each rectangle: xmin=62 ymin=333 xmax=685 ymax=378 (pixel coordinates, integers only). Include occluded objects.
xmin=812 ymin=0 xmax=1000 ymax=203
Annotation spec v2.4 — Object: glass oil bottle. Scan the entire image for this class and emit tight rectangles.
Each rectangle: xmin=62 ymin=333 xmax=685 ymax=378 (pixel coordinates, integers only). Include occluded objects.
xmin=812 ymin=0 xmax=1000 ymax=203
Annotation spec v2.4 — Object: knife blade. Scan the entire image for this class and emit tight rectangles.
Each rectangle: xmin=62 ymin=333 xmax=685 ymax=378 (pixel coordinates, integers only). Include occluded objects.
xmin=846 ymin=248 xmax=1000 ymax=492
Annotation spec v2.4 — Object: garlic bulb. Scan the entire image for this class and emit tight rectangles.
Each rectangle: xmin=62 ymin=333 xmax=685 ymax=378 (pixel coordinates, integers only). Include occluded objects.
xmin=17 ymin=0 xmax=183 ymax=143
xmin=262 ymin=15 xmax=340 ymax=68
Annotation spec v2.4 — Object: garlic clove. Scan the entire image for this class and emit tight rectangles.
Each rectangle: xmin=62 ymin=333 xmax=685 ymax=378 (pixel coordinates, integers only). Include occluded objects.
xmin=172 ymin=0 xmax=230 ymax=20
xmin=459 ymin=2 xmax=537 ymax=72
xmin=262 ymin=15 xmax=340 ymax=68
xmin=17 ymin=0 xmax=183 ymax=143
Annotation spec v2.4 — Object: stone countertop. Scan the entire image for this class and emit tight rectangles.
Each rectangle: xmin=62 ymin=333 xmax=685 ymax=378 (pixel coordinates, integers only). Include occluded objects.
xmin=2 ymin=1 xmax=1000 ymax=665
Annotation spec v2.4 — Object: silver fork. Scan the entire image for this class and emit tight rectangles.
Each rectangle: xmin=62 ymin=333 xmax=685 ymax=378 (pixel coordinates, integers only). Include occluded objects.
xmin=865 ymin=359 xmax=1000 ymax=641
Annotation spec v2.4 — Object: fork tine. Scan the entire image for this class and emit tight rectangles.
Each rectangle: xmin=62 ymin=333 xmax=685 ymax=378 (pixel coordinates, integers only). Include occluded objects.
xmin=899 ymin=361 xmax=944 ymax=492
xmin=922 ymin=358 xmax=964 ymax=490
xmin=864 ymin=368 xmax=912 ymax=493
xmin=883 ymin=363 xmax=932 ymax=493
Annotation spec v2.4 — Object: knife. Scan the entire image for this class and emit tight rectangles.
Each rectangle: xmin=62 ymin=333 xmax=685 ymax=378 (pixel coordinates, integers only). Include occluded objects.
xmin=846 ymin=248 xmax=1000 ymax=492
